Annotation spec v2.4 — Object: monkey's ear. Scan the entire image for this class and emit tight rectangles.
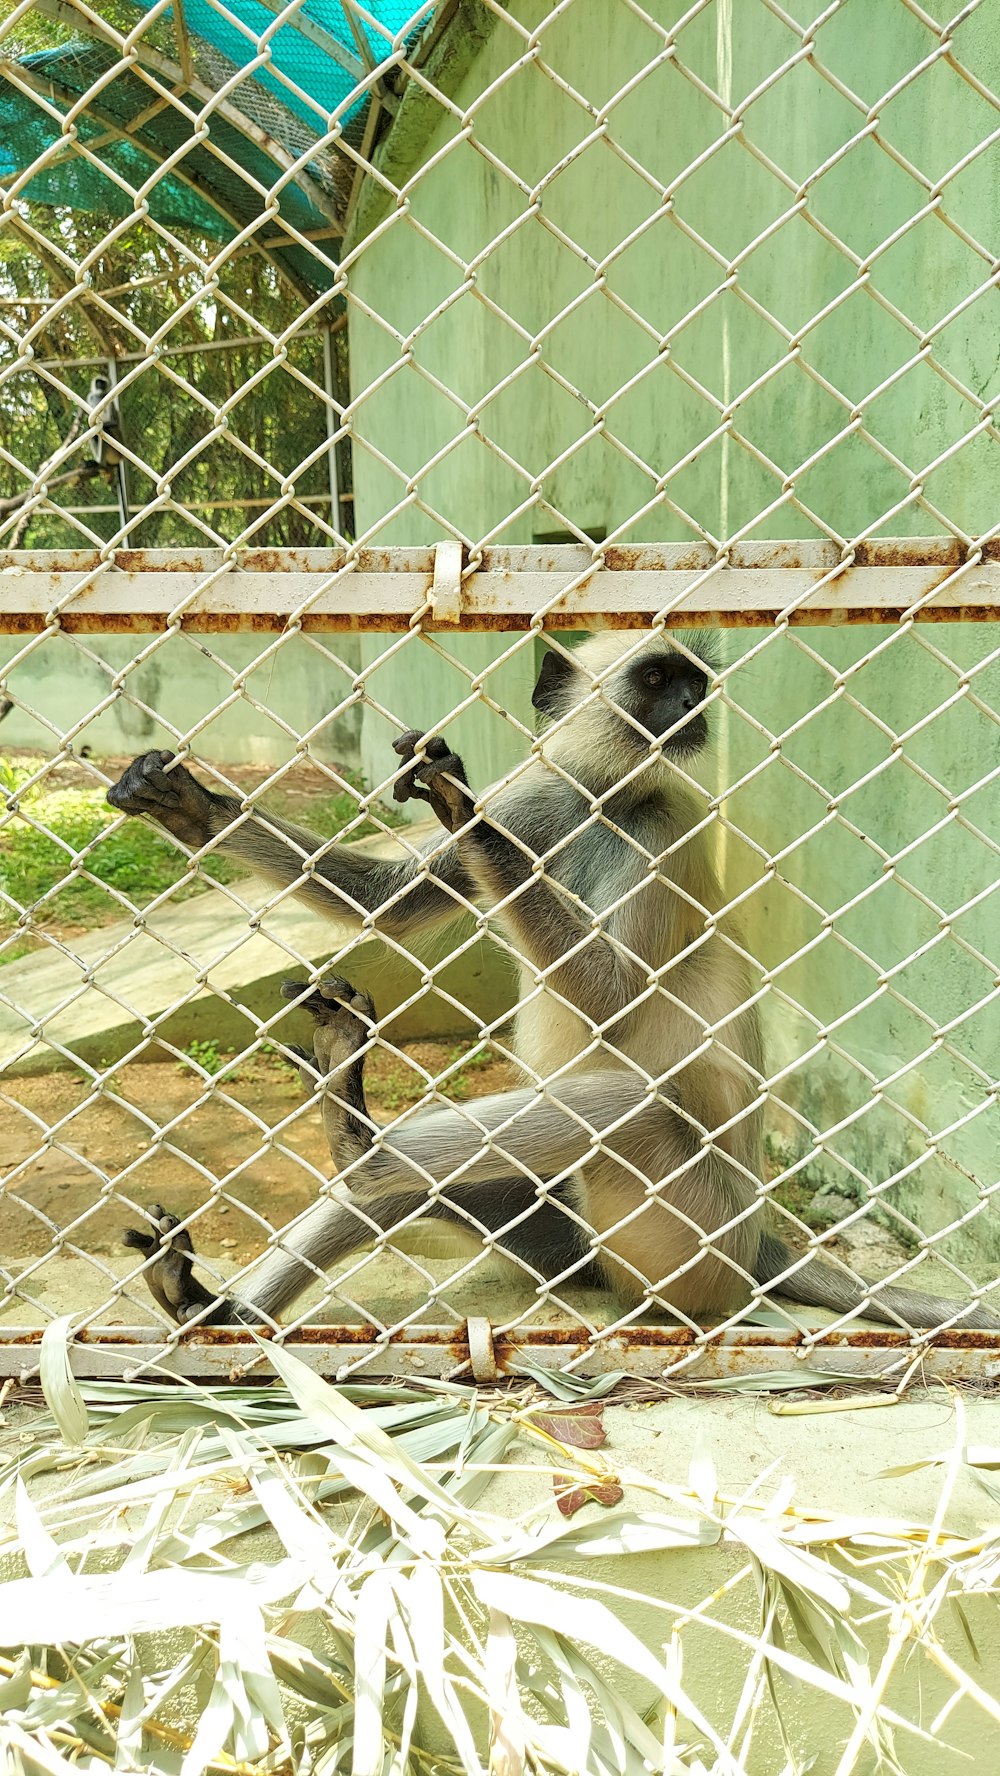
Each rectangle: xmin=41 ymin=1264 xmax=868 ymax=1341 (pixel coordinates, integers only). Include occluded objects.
xmin=532 ymin=648 xmax=579 ymax=717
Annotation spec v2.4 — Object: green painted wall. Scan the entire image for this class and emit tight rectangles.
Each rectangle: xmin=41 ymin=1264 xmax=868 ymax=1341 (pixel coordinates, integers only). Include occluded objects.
xmin=0 ymin=634 xmax=364 ymax=774
xmin=347 ymin=0 xmax=1000 ymax=1272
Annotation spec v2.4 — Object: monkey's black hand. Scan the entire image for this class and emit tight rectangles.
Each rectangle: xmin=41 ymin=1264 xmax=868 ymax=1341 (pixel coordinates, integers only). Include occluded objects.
xmin=107 ymin=752 xmax=220 ymax=848
xmin=281 ymin=976 xmax=375 ymax=1073
xmin=123 ymin=1205 xmax=241 ymax=1326
xmin=391 ymin=730 xmax=473 ymax=834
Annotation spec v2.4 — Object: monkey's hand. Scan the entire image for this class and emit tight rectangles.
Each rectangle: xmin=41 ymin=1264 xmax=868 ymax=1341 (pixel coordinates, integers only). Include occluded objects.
xmin=107 ymin=751 xmax=220 ymax=848
xmin=123 ymin=1206 xmax=247 ymax=1326
xmin=281 ymin=977 xmax=377 ymax=1178
xmin=281 ymin=975 xmax=376 ymax=1072
xmin=391 ymin=731 xmax=473 ymax=834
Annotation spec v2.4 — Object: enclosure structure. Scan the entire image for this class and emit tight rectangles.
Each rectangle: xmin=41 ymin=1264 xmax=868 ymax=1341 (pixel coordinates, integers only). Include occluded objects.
xmin=2 ymin=0 xmax=1000 ymax=1387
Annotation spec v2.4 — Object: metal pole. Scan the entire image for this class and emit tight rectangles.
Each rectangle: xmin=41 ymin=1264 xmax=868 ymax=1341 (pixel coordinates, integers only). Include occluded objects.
xmin=322 ymin=324 xmax=342 ymax=540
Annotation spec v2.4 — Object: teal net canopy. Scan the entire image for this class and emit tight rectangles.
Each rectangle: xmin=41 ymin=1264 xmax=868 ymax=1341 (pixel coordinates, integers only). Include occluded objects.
xmin=0 ymin=1 xmax=435 ymax=294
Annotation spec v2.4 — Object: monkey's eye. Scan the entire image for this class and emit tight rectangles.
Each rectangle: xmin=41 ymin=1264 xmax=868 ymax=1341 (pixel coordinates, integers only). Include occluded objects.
xmin=642 ymin=667 xmax=665 ymax=689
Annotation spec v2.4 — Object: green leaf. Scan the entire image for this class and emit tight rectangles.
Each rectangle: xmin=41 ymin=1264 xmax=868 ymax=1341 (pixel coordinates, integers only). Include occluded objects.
xmin=39 ymin=1317 xmax=88 ymax=1446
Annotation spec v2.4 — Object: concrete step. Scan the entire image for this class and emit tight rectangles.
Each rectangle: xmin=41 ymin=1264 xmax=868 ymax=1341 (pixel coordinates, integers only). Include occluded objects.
xmin=0 ymin=826 xmax=515 ymax=1076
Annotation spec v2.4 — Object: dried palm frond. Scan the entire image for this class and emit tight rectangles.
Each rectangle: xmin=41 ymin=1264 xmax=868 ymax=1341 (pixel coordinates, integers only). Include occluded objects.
xmin=1 ymin=1323 xmax=998 ymax=1776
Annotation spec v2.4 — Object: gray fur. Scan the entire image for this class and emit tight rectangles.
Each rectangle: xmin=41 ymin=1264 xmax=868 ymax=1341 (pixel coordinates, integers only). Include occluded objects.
xmin=111 ymin=633 xmax=1000 ymax=1334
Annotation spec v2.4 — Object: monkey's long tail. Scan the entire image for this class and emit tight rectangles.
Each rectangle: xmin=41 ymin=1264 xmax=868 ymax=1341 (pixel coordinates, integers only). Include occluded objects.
xmin=755 ymin=1232 xmax=1000 ymax=1333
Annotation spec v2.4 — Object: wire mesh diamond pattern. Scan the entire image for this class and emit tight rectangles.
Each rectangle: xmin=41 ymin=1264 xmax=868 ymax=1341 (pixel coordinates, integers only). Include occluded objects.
xmin=1 ymin=0 xmax=1000 ymax=1389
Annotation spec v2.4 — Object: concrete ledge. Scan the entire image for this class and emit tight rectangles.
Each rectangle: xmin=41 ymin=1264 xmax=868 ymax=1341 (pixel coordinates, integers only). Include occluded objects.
xmin=0 ymin=827 xmax=517 ymax=1076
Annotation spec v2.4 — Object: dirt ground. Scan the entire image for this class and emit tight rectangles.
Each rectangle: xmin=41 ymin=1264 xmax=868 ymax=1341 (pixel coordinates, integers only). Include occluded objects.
xmin=1 ymin=1039 xmax=512 ymax=1265
xmin=1 ymin=1031 xmax=917 ymax=1330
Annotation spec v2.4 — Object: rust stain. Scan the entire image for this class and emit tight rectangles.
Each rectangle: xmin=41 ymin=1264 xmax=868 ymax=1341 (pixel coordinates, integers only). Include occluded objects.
xmin=240 ymin=549 xmax=311 ymax=574
xmin=113 ymin=551 xmax=209 ymax=574
xmin=6 ymin=605 xmax=1000 ymax=638
xmin=851 ymin=538 xmax=962 ymax=569
xmin=4 ymin=1322 xmax=999 ymax=1377
xmin=186 ymin=1322 xmax=390 ymax=1345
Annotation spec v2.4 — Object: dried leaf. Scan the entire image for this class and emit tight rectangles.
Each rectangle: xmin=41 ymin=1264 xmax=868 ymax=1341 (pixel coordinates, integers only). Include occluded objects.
xmin=14 ymin=1480 xmax=71 ymax=1580
xmin=509 ymin=1358 xmax=626 ymax=1400
xmin=554 ymin=1473 xmax=626 ymax=1516
xmin=485 ymin=1610 xmax=525 ymax=1776
xmin=0 ymin=1561 xmax=306 ymax=1643
xmin=473 ymin=1571 xmax=737 ymax=1770
xmin=691 ymin=1369 xmax=869 ymax=1394
xmin=38 ymin=1317 xmax=88 ymax=1447
xmin=732 ymin=1518 xmax=851 ymax=1614
xmin=769 ymin=1393 xmax=897 ymax=1417
xmin=0 ymin=1650 xmax=32 ymax=1711
xmin=352 ymin=1568 xmax=391 ymax=1776
xmin=532 ymin=1405 xmax=608 ymax=1449
xmin=688 ymin=1446 xmax=717 ymax=1512
xmin=881 ymin=1444 xmax=1000 ymax=1477
xmin=480 ymin=1506 xmax=718 ymax=1565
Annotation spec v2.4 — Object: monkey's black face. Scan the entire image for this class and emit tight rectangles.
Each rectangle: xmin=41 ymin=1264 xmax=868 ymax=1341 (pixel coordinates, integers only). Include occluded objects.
xmin=620 ymin=651 xmax=710 ymax=755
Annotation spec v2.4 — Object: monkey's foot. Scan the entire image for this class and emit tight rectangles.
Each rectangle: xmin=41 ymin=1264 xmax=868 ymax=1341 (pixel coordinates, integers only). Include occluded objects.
xmin=280 ymin=976 xmax=375 ymax=1075
xmin=107 ymin=751 xmax=218 ymax=848
xmin=123 ymin=1206 xmax=237 ymax=1325
xmin=391 ymin=730 xmax=472 ymax=833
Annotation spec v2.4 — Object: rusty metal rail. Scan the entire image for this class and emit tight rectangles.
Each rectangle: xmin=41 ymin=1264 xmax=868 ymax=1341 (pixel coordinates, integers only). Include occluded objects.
xmin=4 ymin=539 xmax=1000 ymax=631
xmin=3 ymin=1320 xmax=998 ymax=1386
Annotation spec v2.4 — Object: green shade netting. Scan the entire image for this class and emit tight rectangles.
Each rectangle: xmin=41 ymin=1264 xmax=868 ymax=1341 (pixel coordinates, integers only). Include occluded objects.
xmin=0 ymin=2 xmax=433 ymax=290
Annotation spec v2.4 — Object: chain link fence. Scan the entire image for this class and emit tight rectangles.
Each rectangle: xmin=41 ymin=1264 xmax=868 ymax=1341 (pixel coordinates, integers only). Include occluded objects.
xmin=2 ymin=0 xmax=1000 ymax=1389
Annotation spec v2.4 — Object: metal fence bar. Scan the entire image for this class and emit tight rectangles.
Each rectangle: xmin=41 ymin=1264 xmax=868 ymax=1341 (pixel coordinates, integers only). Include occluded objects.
xmin=4 ymin=541 xmax=1000 ymax=631
xmin=3 ymin=1321 xmax=999 ymax=1385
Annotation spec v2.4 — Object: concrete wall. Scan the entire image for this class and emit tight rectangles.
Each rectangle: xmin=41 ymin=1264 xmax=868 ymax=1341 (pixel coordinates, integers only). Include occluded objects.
xmin=346 ymin=0 xmax=1000 ymax=1268
xmin=0 ymin=632 xmax=364 ymax=773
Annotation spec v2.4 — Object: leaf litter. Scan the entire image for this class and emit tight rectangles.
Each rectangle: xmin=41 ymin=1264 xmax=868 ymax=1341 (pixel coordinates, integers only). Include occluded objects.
xmin=0 ymin=1330 xmax=997 ymax=1775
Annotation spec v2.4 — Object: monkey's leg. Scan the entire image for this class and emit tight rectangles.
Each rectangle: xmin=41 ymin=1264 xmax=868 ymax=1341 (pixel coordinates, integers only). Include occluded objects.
xmin=106 ymin=751 xmax=475 ymax=934
xmin=126 ymin=1174 xmax=598 ymax=1329
xmin=233 ymin=970 xmax=653 ymax=1322
xmin=122 ymin=974 xmax=606 ymax=1326
xmin=123 ymin=1210 xmax=249 ymax=1325
xmin=280 ymin=974 xmax=381 ymax=1170
xmin=238 ymin=974 xmax=614 ymax=1316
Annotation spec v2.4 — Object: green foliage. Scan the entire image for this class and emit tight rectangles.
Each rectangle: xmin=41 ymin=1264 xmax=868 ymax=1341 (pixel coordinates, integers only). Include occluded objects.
xmin=0 ymin=68 xmax=351 ymax=551
xmin=0 ymin=756 xmax=401 ymax=961
xmin=0 ymin=757 xmax=237 ymax=947
xmin=182 ymin=1038 xmax=226 ymax=1076
xmin=376 ymin=1041 xmax=493 ymax=1111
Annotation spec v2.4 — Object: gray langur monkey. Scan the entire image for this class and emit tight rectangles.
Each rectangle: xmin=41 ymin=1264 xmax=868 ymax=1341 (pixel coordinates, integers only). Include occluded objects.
xmin=86 ymin=372 xmax=130 ymax=532
xmin=86 ymin=375 xmax=124 ymax=468
xmin=109 ymin=631 xmax=1000 ymax=1333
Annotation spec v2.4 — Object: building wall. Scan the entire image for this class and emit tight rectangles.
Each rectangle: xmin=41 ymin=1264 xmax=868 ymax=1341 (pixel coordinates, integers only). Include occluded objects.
xmin=0 ymin=633 xmax=364 ymax=774
xmin=347 ymin=0 xmax=1000 ymax=1267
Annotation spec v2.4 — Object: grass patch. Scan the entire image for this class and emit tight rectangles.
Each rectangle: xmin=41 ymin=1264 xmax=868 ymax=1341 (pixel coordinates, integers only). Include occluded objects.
xmin=0 ymin=756 xmax=400 ymax=963
xmin=374 ymin=1041 xmax=494 ymax=1111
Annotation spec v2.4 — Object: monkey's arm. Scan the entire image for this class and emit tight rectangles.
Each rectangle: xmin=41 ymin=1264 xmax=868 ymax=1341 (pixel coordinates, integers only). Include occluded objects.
xmin=394 ymin=734 xmax=646 ymax=1026
xmin=106 ymin=750 xmax=476 ymax=937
